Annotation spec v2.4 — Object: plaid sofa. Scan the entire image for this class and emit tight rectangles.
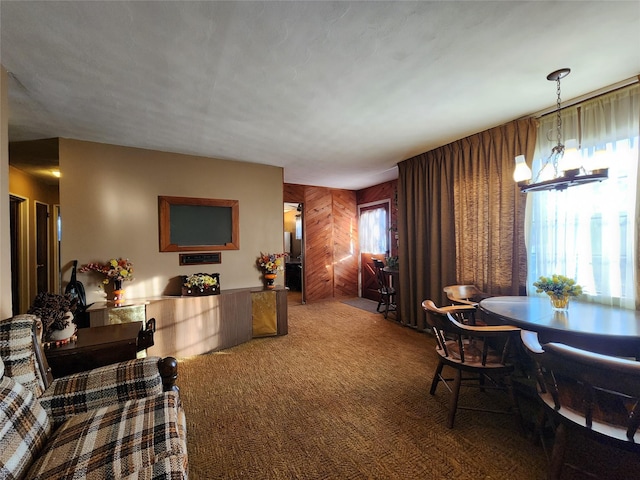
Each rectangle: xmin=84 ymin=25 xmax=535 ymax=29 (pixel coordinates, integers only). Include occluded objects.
xmin=0 ymin=315 xmax=188 ymax=480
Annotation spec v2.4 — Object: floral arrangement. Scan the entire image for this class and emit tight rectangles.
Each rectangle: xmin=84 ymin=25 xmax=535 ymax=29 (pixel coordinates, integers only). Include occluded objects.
xmin=79 ymin=258 xmax=134 ymax=284
xmin=28 ymin=292 xmax=77 ymax=337
xmin=258 ymin=252 xmax=287 ymax=274
xmin=181 ymin=273 xmax=220 ymax=296
xmin=385 ymin=255 xmax=399 ymax=269
xmin=533 ymin=274 xmax=583 ymax=298
xmin=184 ymin=273 xmax=218 ymax=290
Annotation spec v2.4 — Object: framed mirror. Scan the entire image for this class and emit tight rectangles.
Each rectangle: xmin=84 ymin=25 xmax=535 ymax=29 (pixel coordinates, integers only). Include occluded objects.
xmin=158 ymin=195 xmax=239 ymax=252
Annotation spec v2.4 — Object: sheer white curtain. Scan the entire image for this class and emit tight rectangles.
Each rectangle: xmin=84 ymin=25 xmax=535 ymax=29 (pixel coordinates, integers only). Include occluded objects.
xmin=526 ymin=85 xmax=639 ymax=309
xmin=360 ymin=207 xmax=388 ymax=254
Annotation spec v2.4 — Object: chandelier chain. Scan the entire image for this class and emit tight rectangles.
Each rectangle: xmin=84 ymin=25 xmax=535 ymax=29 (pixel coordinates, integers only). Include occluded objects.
xmin=556 ymin=77 xmax=562 ymax=148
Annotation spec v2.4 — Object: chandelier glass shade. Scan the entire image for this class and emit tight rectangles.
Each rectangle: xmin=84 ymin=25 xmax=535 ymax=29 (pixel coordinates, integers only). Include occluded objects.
xmin=515 ymin=68 xmax=608 ymax=193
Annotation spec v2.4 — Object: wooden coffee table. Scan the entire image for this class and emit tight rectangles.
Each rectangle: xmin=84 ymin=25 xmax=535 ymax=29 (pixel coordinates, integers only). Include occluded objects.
xmin=44 ymin=321 xmax=154 ymax=378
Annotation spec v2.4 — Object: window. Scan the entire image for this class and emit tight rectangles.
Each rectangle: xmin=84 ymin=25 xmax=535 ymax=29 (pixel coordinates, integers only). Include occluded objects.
xmin=526 ymin=86 xmax=639 ymax=308
xmin=295 ymin=215 xmax=302 ymax=240
xmin=359 ymin=204 xmax=389 ymax=255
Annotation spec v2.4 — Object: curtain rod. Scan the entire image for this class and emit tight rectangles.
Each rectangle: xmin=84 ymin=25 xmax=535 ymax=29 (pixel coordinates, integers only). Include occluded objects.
xmin=527 ymin=75 xmax=640 ymax=119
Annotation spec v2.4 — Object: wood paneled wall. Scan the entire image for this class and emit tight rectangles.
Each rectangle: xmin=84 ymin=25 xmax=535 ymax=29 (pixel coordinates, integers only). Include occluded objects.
xmin=304 ymin=186 xmax=334 ymax=301
xmin=332 ymin=189 xmax=358 ymax=297
xmin=284 ymin=183 xmax=358 ymax=302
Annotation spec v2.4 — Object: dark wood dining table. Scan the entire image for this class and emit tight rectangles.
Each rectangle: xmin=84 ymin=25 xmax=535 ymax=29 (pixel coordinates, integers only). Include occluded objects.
xmin=479 ymin=296 xmax=640 ymax=359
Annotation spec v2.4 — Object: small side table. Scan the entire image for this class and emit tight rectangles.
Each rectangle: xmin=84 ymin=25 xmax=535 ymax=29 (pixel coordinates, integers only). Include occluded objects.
xmin=44 ymin=321 xmax=154 ymax=378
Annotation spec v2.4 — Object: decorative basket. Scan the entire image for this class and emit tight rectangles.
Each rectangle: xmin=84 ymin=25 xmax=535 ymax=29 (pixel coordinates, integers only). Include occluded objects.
xmin=181 ymin=273 xmax=221 ymax=296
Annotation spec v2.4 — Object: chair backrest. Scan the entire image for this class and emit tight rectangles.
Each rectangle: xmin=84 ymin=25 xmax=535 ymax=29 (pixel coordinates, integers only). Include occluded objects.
xmin=422 ymin=300 xmax=518 ymax=365
xmin=520 ymin=330 xmax=640 ymax=446
xmin=0 ymin=314 xmax=50 ymax=396
xmin=372 ymin=259 xmax=389 ymax=291
xmin=443 ymin=284 xmax=488 ymax=306
xmin=422 ymin=300 xmax=476 ymax=332
xmin=0 ymin=318 xmax=54 ymax=480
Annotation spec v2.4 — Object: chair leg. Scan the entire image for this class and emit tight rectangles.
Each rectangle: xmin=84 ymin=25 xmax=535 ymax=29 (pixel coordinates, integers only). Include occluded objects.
xmin=504 ymin=375 xmax=524 ymax=435
xmin=430 ymin=360 xmax=444 ymax=395
xmin=534 ymin=408 xmax=549 ymax=448
xmin=447 ymin=369 xmax=462 ymax=428
xmin=548 ymin=423 xmax=567 ymax=480
xmin=376 ymin=297 xmax=383 ymax=313
xmin=383 ymin=294 xmax=389 ymax=318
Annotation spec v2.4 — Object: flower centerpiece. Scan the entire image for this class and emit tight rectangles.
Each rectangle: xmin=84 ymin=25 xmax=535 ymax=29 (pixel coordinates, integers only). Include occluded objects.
xmin=79 ymin=258 xmax=134 ymax=286
xmin=182 ymin=273 xmax=220 ymax=296
xmin=79 ymin=258 xmax=134 ymax=303
xmin=533 ymin=274 xmax=583 ymax=310
xmin=257 ymin=252 xmax=286 ymax=289
xmin=28 ymin=292 xmax=78 ymax=343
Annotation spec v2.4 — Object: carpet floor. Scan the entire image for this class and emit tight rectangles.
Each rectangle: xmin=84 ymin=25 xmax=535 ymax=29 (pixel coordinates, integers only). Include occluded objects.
xmin=178 ymin=300 xmax=639 ymax=479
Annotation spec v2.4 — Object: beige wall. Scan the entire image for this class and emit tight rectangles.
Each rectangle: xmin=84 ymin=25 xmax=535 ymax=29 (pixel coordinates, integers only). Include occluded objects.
xmin=59 ymin=139 xmax=284 ymax=305
xmin=1 ymin=66 xmax=11 ymax=318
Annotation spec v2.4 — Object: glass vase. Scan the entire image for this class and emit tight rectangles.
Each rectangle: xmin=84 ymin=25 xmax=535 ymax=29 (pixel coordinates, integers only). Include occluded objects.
xmin=549 ymin=294 xmax=570 ymax=311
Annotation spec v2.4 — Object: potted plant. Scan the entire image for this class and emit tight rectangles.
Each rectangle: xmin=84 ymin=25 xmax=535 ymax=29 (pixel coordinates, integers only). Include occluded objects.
xmin=533 ymin=274 xmax=583 ymax=311
xmin=27 ymin=292 xmax=78 ymax=343
xmin=182 ymin=273 xmax=220 ymax=296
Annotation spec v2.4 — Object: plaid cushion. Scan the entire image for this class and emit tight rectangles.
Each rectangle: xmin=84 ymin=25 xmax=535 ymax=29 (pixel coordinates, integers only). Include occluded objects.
xmin=27 ymin=392 xmax=188 ymax=480
xmin=0 ymin=375 xmax=52 ymax=480
xmin=0 ymin=315 xmax=45 ymax=397
xmin=121 ymin=454 xmax=188 ymax=480
xmin=39 ymin=356 xmax=164 ymax=425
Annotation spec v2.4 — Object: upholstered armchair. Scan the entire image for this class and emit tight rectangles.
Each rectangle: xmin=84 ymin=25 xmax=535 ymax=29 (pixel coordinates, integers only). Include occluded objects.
xmin=0 ymin=314 xmax=188 ymax=479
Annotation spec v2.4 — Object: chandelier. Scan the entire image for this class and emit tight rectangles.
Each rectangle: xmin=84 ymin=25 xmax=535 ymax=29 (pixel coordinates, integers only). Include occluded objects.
xmin=514 ymin=68 xmax=608 ymax=193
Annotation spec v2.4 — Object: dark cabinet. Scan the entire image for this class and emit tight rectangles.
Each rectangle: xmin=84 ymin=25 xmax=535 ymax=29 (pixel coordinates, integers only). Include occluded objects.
xmin=285 ymin=261 xmax=302 ymax=291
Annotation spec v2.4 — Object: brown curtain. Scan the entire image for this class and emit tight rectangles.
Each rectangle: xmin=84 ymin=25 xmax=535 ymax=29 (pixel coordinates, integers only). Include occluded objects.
xmin=397 ymin=119 xmax=537 ymax=329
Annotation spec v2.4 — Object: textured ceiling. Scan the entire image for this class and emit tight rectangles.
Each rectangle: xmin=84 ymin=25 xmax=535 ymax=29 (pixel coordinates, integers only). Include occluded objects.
xmin=2 ymin=1 xmax=639 ymax=190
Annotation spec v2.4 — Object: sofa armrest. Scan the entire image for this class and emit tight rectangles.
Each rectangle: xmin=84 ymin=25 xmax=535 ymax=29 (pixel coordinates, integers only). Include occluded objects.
xmin=39 ymin=356 xmax=175 ymax=425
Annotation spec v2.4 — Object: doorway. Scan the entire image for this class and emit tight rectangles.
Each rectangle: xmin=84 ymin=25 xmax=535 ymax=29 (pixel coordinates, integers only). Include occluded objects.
xmin=284 ymin=202 xmax=304 ymax=305
xmin=9 ymin=195 xmax=27 ymax=315
xmin=359 ymin=200 xmax=391 ymax=301
xmin=8 ymin=138 xmax=61 ymax=309
xmin=35 ymin=201 xmax=49 ymax=294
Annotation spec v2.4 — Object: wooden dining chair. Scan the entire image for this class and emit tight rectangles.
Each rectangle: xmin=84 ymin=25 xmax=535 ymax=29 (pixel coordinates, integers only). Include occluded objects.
xmin=421 ymin=300 xmax=523 ymax=429
xmin=443 ymin=284 xmax=491 ymax=306
xmin=372 ymin=259 xmax=396 ymax=319
xmin=520 ymin=330 xmax=640 ymax=479
xmin=443 ymin=284 xmax=492 ymax=325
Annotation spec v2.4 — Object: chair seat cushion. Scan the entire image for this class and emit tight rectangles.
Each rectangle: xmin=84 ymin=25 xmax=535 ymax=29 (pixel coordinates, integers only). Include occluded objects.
xmin=439 ymin=339 xmax=504 ymax=365
xmin=26 ymin=392 xmax=187 ymax=480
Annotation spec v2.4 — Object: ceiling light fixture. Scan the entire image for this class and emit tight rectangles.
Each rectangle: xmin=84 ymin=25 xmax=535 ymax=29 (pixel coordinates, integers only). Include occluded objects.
xmin=514 ymin=68 xmax=608 ymax=193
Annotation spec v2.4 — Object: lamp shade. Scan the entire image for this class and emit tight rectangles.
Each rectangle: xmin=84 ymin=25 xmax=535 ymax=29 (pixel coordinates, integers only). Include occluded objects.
xmin=559 ymin=139 xmax=581 ymax=172
xmin=513 ymin=155 xmax=532 ymax=182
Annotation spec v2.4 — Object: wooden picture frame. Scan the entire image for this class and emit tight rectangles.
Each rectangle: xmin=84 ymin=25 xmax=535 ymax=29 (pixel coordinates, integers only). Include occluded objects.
xmin=158 ymin=196 xmax=239 ymax=252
